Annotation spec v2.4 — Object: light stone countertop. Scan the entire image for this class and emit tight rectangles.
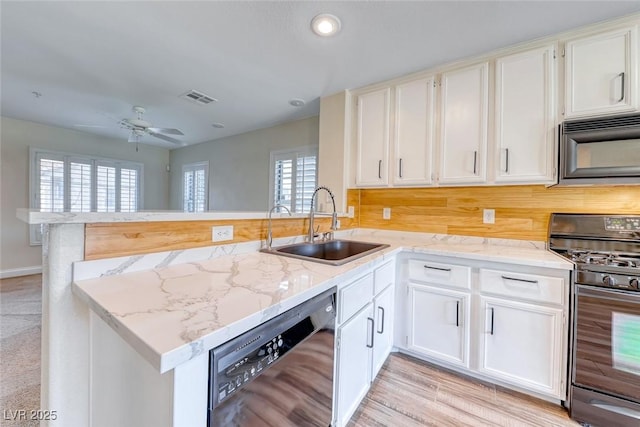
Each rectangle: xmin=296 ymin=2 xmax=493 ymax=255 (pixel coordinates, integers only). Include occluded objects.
xmin=16 ymin=208 xmax=343 ymax=224
xmin=72 ymin=231 xmax=573 ymax=373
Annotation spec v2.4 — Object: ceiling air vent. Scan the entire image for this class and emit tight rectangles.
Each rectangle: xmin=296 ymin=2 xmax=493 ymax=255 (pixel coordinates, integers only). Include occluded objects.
xmin=180 ymin=90 xmax=217 ymax=105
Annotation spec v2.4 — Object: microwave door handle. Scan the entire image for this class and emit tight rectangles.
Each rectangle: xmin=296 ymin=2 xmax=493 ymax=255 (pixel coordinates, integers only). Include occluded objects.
xmin=617 ymin=72 xmax=625 ymax=103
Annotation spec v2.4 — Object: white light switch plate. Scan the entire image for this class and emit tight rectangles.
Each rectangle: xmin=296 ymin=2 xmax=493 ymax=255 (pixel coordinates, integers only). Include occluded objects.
xmin=483 ymin=209 xmax=495 ymax=224
xmin=347 ymin=206 xmax=355 ymax=218
xmin=383 ymin=207 xmax=391 ymax=220
xmin=212 ymin=225 xmax=234 ymax=242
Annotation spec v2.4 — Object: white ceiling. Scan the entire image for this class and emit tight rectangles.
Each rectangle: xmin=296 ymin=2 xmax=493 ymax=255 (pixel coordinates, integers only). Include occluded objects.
xmin=2 ymin=1 xmax=639 ymax=149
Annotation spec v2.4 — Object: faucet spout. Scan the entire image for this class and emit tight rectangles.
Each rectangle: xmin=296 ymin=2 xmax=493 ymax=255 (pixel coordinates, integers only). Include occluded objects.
xmin=267 ymin=205 xmax=291 ymax=250
xmin=308 ymin=186 xmax=337 ymax=243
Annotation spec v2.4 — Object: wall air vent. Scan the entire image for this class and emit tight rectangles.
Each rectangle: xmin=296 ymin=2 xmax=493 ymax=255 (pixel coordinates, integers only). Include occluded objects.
xmin=180 ymin=90 xmax=218 ymax=105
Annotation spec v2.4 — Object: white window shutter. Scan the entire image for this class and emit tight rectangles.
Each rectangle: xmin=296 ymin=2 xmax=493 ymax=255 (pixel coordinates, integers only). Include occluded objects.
xmin=270 ymin=147 xmax=317 ymax=214
xmin=182 ymin=162 xmax=208 ymax=212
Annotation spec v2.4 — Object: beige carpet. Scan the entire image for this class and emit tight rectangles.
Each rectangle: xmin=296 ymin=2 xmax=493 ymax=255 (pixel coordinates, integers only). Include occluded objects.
xmin=0 ymin=274 xmax=41 ymax=427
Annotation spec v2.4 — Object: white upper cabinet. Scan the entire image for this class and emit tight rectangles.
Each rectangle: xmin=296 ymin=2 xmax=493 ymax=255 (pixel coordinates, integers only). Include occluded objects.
xmin=494 ymin=45 xmax=557 ymax=184
xmin=564 ymin=25 xmax=638 ymax=118
xmin=392 ymin=77 xmax=435 ymax=186
xmin=439 ymin=62 xmax=489 ymax=184
xmin=356 ymin=88 xmax=390 ymax=187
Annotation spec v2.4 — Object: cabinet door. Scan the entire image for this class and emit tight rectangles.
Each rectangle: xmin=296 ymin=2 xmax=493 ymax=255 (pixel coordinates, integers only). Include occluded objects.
xmin=371 ymin=284 xmax=395 ymax=378
xmin=565 ymin=26 xmax=638 ymax=118
xmin=393 ymin=77 xmax=435 ymax=186
xmin=407 ymin=283 xmax=469 ymax=367
xmin=478 ymin=297 xmax=564 ymax=398
xmin=335 ymin=303 xmax=373 ymax=427
xmin=439 ymin=62 xmax=489 ymax=184
xmin=356 ymin=88 xmax=390 ymax=186
xmin=495 ymin=45 xmax=556 ymax=184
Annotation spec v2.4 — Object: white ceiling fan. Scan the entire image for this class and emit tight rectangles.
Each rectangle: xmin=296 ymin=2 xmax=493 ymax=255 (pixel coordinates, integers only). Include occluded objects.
xmin=119 ymin=106 xmax=184 ymax=145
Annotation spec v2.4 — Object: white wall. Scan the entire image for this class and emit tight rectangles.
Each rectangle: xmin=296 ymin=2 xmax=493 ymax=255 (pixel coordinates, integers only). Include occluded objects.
xmin=0 ymin=116 xmax=170 ymax=275
xmin=169 ymin=116 xmax=319 ymax=211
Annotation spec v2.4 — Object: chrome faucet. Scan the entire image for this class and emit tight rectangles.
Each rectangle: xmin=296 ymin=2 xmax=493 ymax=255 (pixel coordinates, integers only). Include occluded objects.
xmin=308 ymin=186 xmax=338 ymax=243
xmin=267 ymin=204 xmax=291 ymax=250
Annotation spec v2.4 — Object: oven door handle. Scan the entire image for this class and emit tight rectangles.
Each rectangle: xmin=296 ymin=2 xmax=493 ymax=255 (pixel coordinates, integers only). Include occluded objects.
xmin=590 ymin=400 xmax=640 ymax=420
xmin=577 ymin=284 xmax=640 ymax=302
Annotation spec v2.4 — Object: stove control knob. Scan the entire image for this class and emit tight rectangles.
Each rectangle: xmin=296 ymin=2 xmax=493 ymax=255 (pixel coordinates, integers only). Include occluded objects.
xmin=603 ymin=275 xmax=616 ymax=287
xmin=630 ymin=278 xmax=639 ymax=289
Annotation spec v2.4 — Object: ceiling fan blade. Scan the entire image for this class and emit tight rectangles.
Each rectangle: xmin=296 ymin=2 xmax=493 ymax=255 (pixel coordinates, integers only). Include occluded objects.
xmin=118 ymin=119 xmax=135 ymax=130
xmin=148 ymin=131 xmax=184 ymax=145
xmin=147 ymin=127 xmax=184 ymax=136
xmin=74 ymin=124 xmax=107 ymax=128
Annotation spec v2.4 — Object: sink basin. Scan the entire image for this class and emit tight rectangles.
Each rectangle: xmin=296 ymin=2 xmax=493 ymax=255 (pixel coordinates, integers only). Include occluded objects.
xmin=261 ymin=240 xmax=389 ymax=266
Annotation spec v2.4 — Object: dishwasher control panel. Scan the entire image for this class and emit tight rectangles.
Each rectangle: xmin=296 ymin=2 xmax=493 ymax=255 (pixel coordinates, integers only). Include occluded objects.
xmin=216 ymin=333 xmax=287 ymax=403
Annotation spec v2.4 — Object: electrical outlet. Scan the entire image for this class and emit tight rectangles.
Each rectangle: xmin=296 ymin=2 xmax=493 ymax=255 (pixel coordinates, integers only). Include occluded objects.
xmin=483 ymin=209 xmax=495 ymax=224
xmin=383 ymin=207 xmax=391 ymax=220
xmin=212 ymin=225 xmax=234 ymax=242
xmin=347 ymin=205 xmax=355 ymax=218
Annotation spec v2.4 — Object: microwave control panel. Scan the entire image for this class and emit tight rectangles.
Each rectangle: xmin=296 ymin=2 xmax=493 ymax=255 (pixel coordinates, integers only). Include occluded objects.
xmin=605 ymin=217 xmax=640 ymax=232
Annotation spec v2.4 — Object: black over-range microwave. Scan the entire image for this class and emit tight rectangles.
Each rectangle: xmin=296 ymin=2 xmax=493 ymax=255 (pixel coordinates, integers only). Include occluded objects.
xmin=559 ymin=113 xmax=640 ymax=185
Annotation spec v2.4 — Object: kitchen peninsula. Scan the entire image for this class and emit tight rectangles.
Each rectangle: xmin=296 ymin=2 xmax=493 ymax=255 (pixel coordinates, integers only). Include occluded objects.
xmin=19 ymin=209 xmax=573 ymax=427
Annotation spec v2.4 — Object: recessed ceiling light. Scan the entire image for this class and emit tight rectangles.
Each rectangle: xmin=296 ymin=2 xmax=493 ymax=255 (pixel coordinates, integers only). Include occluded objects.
xmin=311 ymin=14 xmax=341 ymax=37
xmin=289 ymin=99 xmax=305 ymax=107
xmin=212 ymin=123 xmax=225 ymax=128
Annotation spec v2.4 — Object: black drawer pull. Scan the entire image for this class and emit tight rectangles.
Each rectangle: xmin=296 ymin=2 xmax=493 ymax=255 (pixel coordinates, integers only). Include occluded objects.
xmin=424 ymin=265 xmax=451 ymax=272
xmin=501 ymin=275 xmax=538 ymax=284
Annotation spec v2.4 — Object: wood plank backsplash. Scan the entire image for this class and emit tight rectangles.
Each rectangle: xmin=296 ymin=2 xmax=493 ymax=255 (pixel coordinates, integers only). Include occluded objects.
xmin=353 ymin=185 xmax=640 ymax=241
xmin=84 ymin=185 xmax=637 ymax=260
xmin=86 ymin=211 xmax=359 ymax=260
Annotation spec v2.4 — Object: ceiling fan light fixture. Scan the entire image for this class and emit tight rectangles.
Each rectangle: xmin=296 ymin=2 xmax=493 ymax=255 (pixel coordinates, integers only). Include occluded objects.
xmin=311 ymin=14 xmax=341 ymax=37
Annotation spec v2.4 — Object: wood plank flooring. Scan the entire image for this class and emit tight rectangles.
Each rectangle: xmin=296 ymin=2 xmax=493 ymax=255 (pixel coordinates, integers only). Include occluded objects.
xmin=349 ymin=353 xmax=579 ymax=427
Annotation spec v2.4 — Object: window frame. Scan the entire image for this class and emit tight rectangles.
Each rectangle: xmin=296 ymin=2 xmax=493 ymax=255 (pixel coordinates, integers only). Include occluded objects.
xmin=182 ymin=161 xmax=209 ymax=213
xmin=268 ymin=145 xmax=318 ymax=213
xmin=29 ymin=147 xmax=144 ymax=245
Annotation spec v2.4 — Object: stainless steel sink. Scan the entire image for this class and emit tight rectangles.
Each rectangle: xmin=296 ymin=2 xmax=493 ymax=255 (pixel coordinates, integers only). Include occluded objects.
xmin=261 ymin=240 xmax=389 ymax=266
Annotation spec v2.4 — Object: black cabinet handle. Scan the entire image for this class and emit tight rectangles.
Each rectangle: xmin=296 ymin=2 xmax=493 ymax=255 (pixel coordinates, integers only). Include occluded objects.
xmin=367 ymin=317 xmax=374 ymax=348
xmin=377 ymin=306 xmax=385 ymax=334
xmin=501 ymin=275 xmax=538 ymax=284
xmin=399 ymin=158 xmax=403 ymax=178
xmin=378 ymin=160 xmax=382 ymax=179
xmin=473 ymin=151 xmax=478 ymax=175
xmin=456 ymin=301 xmax=460 ymax=327
xmin=504 ymin=148 xmax=509 ymax=173
xmin=490 ymin=307 xmax=495 ymax=335
xmin=618 ymin=72 xmax=625 ymax=103
xmin=424 ymin=265 xmax=451 ymax=272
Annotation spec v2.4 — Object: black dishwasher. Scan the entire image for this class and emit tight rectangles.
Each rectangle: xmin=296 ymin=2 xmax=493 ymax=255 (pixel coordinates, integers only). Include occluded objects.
xmin=208 ymin=288 xmax=336 ymax=426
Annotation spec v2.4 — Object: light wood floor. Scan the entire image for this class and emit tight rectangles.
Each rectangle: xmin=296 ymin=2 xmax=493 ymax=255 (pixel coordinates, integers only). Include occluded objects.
xmin=349 ymin=353 xmax=579 ymax=427
xmin=1 ymin=274 xmax=579 ymax=426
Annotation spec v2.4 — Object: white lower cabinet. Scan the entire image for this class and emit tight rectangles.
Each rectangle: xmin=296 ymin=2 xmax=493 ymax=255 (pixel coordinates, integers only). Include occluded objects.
xmin=400 ymin=255 xmax=569 ymax=402
xmin=478 ymin=296 xmax=564 ymax=397
xmin=334 ymin=260 xmax=396 ymax=427
xmin=372 ymin=283 xmax=395 ymax=378
xmin=407 ymin=284 xmax=469 ymax=367
xmin=335 ymin=302 xmax=374 ymax=427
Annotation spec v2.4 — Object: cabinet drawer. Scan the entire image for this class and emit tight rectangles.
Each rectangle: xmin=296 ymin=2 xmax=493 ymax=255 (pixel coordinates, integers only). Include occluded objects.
xmin=479 ymin=269 xmax=564 ymax=305
xmin=339 ymin=273 xmax=374 ymax=323
xmin=408 ymin=260 xmax=471 ymax=289
xmin=374 ymin=261 xmax=395 ymax=295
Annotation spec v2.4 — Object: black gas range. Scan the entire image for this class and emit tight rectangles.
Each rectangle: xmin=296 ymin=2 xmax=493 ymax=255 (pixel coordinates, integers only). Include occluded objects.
xmin=549 ymin=213 xmax=640 ymax=427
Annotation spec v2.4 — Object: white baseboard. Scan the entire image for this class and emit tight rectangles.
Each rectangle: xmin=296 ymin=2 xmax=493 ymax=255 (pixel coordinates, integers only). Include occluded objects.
xmin=0 ymin=266 xmax=42 ymax=279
